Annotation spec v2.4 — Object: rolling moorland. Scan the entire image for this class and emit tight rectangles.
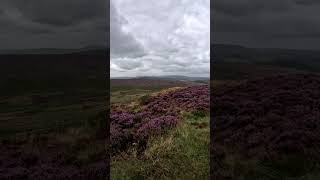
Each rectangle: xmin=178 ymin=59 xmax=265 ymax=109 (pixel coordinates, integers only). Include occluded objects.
xmin=0 ymin=50 xmax=108 ymax=179
xmin=110 ymin=78 xmax=210 ymax=179
xmin=2 ymin=43 xmax=320 ymax=179
xmin=211 ymin=44 xmax=320 ymax=179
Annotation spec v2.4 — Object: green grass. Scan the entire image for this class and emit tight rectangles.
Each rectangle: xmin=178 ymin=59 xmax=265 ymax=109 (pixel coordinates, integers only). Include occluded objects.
xmin=111 ymin=115 xmax=210 ymax=180
xmin=110 ymin=85 xmax=171 ymax=93
xmin=111 ymin=89 xmax=154 ymax=104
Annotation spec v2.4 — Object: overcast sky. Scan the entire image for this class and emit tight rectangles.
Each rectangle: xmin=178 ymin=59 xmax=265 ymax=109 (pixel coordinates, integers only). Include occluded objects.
xmin=213 ymin=0 xmax=320 ymax=50
xmin=110 ymin=0 xmax=210 ymax=78
xmin=0 ymin=0 xmax=107 ymax=49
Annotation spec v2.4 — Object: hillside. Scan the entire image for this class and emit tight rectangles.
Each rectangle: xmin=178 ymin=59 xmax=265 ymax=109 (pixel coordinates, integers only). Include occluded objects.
xmin=111 ymin=85 xmax=210 ymax=179
xmin=0 ymin=50 xmax=107 ymax=96
xmin=0 ymin=50 xmax=107 ymax=179
xmin=212 ymin=73 xmax=320 ymax=179
xmin=110 ymin=79 xmax=190 ymax=91
xmin=212 ymin=44 xmax=320 ymax=80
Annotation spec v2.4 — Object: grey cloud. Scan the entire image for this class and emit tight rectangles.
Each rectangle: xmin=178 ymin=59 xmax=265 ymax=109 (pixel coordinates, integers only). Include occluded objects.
xmin=110 ymin=2 xmax=145 ymax=59
xmin=113 ymin=58 xmax=143 ymax=70
xmin=4 ymin=0 xmax=106 ymax=27
xmin=213 ymin=0 xmax=320 ymax=50
xmin=293 ymin=0 xmax=320 ymax=6
xmin=214 ymin=0 xmax=293 ymax=17
xmin=0 ymin=0 xmax=107 ymax=49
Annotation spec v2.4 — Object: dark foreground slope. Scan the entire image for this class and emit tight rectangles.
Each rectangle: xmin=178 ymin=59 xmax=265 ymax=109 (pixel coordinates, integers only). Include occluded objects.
xmin=212 ymin=74 xmax=320 ymax=179
xmin=0 ymin=51 xmax=107 ymax=135
xmin=0 ymin=51 xmax=107 ymax=179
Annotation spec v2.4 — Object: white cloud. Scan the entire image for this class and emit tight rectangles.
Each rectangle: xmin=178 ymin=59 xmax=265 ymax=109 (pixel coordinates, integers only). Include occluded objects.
xmin=110 ymin=0 xmax=210 ymax=77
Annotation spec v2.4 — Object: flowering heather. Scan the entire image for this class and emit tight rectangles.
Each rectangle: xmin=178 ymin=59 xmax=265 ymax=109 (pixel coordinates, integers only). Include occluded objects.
xmin=110 ymin=85 xmax=210 ymax=153
xmin=0 ymin=139 xmax=107 ymax=180
xmin=143 ymin=85 xmax=209 ymax=116
xmin=211 ymin=74 xmax=320 ymax=179
xmin=212 ymin=74 xmax=320 ymax=158
xmin=110 ymin=123 xmax=132 ymax=152
xmin=110 ymin=112 xmax=134 ymax=127
xmin=135 ymin=116 xmax=178 ymax=140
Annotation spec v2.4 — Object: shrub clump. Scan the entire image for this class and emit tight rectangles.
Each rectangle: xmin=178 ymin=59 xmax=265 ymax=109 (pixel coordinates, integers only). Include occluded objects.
xmin=139 ymin=94 xmax=152 ymax=105
xmin=135 ymin=115 xmax=178 ymax=140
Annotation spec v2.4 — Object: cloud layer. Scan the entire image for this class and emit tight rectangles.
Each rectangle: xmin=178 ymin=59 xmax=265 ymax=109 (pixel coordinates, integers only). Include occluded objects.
xmin=111 ymin=0 xmax=210 ymax=77
xmin=0 ymin=0 xmax=107 ymax=49
xmin=213 ymin=0 xmax=320 ymax=50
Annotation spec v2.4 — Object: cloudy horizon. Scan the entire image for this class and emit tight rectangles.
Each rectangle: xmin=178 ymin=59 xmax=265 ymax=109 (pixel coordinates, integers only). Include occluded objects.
xmin=110 ymin=0 xmax=210 ymax=78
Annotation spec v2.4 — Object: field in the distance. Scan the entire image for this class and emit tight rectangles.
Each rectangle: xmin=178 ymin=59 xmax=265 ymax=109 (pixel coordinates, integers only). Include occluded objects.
xmin=111 ymin=79 xmax=192 ymax=104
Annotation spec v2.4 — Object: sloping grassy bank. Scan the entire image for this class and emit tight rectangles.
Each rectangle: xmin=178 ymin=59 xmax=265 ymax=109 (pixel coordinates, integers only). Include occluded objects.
xmin=111 ymin=114 xmax=209 ymax=180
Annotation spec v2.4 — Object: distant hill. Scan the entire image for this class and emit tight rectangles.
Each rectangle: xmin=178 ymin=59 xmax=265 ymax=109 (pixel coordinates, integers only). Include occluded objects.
xmin=0 ymin=46 xmax=108 ymax=55
xmin=138 ymin=75 xmax=209 ymax=81
xmin=213 ymin=44 xmax=320 ymax=72
xmin=0 ymin=50 xmax=108 ymax=95
xmin=112 ymin=75 xmax=209 ymax=82
xmin=212 ymin=44 xmax=320 ymax=80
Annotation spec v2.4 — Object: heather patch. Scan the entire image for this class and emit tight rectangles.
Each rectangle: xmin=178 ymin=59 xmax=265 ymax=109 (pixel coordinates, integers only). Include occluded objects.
xmin=110 ymin=85 xmax=209 ymax=154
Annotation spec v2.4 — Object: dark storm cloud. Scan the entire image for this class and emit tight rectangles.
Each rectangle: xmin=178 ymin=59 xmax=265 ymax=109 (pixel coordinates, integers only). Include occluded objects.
xmin=213 ymin=0 xmax=320 ymax=50
xmin=214 ymin=0 xmax=293 ymax=16
xmin=294 ymin=0 xmax=320 ymax=6
xmin=10 ymin=0 xmax=106 ymax=27
xmin=0 ymin=0 xmax=108 ymax=49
